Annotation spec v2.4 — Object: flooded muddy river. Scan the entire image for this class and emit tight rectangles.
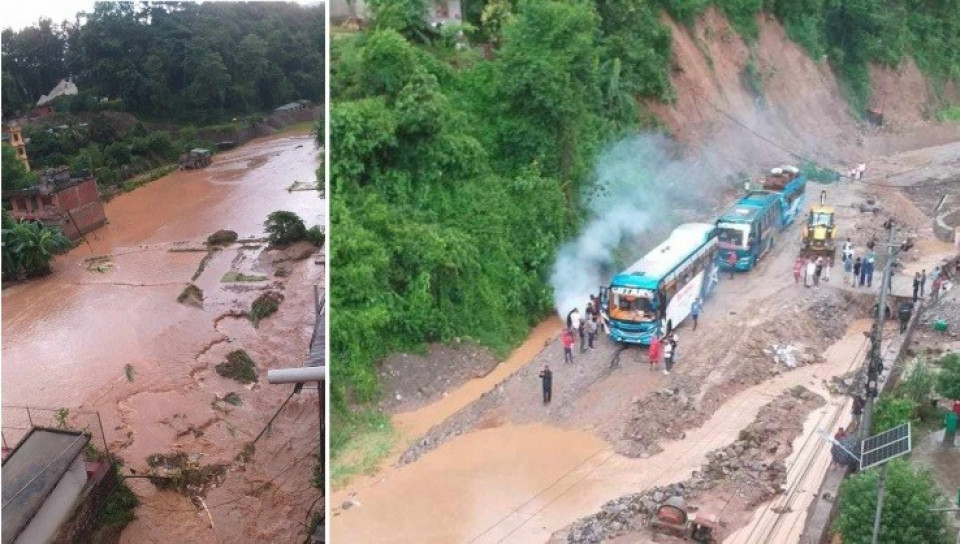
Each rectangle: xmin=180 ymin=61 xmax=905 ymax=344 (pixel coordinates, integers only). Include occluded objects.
xmin=2 ymin=130 xmax=324 ymax=543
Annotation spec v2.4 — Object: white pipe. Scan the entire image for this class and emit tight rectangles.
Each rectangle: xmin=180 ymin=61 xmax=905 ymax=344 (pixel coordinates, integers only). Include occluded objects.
xmin=267 ymin=367 xmax=326 ymax=384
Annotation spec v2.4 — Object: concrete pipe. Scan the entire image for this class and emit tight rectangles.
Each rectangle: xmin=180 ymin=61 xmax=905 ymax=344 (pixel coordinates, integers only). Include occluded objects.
xmin=267 ymin=367 xmax=326 ymax=384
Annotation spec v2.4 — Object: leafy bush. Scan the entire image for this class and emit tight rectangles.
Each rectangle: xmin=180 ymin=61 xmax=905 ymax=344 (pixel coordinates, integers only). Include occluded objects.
xmin=207 ymin=229 xmax=239 ymax=246
xmin=97 ymin=471 xmax=139 ymax=527
xmin=834 ymin=459 xmax=953 ymax=544
xmin=264 ymin=211 xmax=308 ymax=246
xmin=871 ymin=394 xmax=916 ymax=434
xmin=249 ymin=291 xmax=283 ymax=325
xmin=306 ymin=225 xmax=325 ymax=247
xmin=215 ymin=350 xmax=258 ymax=384
xmin=936 ymin=352 xmax=960 ymax=400
xmin=2 ymin=218 xmax=72 ymax=280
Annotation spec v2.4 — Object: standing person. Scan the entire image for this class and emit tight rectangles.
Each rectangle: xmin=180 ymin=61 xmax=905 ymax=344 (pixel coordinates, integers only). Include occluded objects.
xmin=814 ymin=257 xmax=824 ymax=287
xmin=843 ymin=252 xmax=853 ymax=285
xmin=913 ymin=272 xmax=921 ymax=302
xmin=585 ymin=297 xmax=596 ymax=322
xmin=691 ymin=298 xmax=702 ymax=331
xmin=920 ymin=269 xmax=927 ymax=298
xmin=648 ymin=333 xmax=662 ymax=371
xmin=853 ymin=257 xmax=863 ymax=287
xmin=562 ymin=329 xmax=574 ymax=364
xmin=569 ymin=308 xmax=582 ymax=351
xmin=664 ymin=333 xmax=678 ymax=375
xmin=586 ymin=316 xmax=598 ymax=350
xmin=865 ymin=251 xmax=876 ymax=287
xmin=539 ymin=365 xmax=552 ymax=404
xmin=805 ymin=258 xmax=816 ymax=288
xmin=726 ymin=252 xmax=737 ymax=279
xmin=932 ymin=275 xmax=943 ymax=304
xmin=823 ymin=257 xmax=832 ymax=282
xmin=842 ymin=238 xmax=852 ymax=263
xmin=793 ymin=257 xmax=804 ymax=284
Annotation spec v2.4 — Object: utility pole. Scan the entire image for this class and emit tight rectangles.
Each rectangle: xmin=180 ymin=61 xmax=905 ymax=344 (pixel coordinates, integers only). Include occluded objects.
xmin=860 ymin=219 xmax=898 ymax=441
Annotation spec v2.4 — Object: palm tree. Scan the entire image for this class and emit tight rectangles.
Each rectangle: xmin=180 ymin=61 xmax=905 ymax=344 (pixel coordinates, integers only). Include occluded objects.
xmin=1 ymin=219 xmax=72 ymax=279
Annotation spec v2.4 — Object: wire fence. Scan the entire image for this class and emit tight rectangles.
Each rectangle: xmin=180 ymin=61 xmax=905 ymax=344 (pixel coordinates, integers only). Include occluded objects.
xmin=2 ymin=405 xmax=110 ymax=460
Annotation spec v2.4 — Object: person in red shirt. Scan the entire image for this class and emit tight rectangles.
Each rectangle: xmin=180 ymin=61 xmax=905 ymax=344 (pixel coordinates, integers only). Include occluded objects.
xmin=726 ymin=252 xmax=737 ymax=279
xmin=793 ymin=257 xmax=804 ymax=285
xmin=562 ymin=329 xmax=574 ymax=364
xmin=648 ymin=334 xmax=662 ymax=371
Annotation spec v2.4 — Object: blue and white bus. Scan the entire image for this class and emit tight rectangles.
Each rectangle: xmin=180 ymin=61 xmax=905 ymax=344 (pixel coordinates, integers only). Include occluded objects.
xmin=717 ymin=167 xmax=806 ymax=272
xmin=602 ymin=223 xmax=720 ymax=345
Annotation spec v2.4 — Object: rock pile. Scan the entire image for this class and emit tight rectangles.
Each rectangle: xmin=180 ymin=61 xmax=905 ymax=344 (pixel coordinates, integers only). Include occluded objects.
xmin=568 ymin=388 xmax=825 ymax=543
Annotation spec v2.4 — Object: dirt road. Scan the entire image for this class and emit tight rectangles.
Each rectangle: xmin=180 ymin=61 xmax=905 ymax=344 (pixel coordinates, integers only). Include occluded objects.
xmin=332 ymin=140 xmax=959 ymax=543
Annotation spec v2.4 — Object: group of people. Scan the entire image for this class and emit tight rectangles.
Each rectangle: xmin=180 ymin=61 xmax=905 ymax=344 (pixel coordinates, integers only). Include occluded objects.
xmin=647 ymin=330 xmax=680 ymax=375
xmin=915 ymin=265 xmax=953 ymax=304
xmin=794 ymin=255 xmax=833 ymax=287
xmin=539 ymin=296 xmax=698 ymax=403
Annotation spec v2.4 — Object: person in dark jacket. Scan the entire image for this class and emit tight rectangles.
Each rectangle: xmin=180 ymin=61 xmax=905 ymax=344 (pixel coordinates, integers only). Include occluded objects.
xmin=539 ymin=364 xmax=552 ymax=404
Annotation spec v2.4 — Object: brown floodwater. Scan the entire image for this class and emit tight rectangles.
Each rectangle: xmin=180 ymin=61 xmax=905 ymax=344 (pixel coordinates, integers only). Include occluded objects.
xmin=332 ymin=320 xmax=876 ymax=544
xmin=1 ymin=130 xmax=324 ymax=542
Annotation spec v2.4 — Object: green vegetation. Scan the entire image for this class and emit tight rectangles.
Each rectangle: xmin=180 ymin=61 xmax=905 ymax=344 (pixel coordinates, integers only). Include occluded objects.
xmin=331 ymin=410 xmax=397 ymax=489
xmin=265 ymin=211 xmax=308 ymax=246
xmin=935 ymin=352 xmax=960 ymax=400
xmin=1 ymin=212 xmax=72 ymax=280
xmin=177 ymin=284 xmax=204 ymax=306
xmin=938 ymin=106 xmax=960 ymax=123
xmin=834 ymin=459 xmax=953 ymax=544
xmin=221 ymin=272 xmax=268 ymax=283
xmin=215 ymin=349 xmax=258 ymax=384
xmin=306 ymin=225 xmax=326 ymax=248
xmin=249 ymin=291 xmax=284 ymax=325
xmin=1 ymin=143 xmax=37 ymax=190
xmin=870 ymin=394 xmax=916 ymax=434
xmin=2 ymin=3 xmax=323 ymax=121
xmin=97 ymin=470 xmax=139 ymax=528
xmin=801 ymin=160 xmax=841 ymax=183
xmin=223 ymin=392 xmax=243 ymax=406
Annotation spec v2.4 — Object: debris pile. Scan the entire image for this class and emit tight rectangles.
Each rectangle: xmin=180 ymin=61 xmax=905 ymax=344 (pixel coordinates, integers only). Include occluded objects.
xmin=568 ymin=388 xmax=825 ymax=543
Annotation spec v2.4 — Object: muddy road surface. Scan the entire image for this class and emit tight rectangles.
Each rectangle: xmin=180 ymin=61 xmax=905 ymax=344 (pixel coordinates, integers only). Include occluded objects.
xmin=332 ymin=141 xmax=960 ymax=543
xmin=2 ymin=130 xmax=324 ymax=543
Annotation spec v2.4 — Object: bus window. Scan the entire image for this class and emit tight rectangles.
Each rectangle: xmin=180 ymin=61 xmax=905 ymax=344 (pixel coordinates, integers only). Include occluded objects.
xmin=717 ymin=225 xmax=747 ymax=247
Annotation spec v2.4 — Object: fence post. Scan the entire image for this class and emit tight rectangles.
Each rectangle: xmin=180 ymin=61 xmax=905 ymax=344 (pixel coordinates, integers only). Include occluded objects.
xmin=96 ymin=411 xmax=112 ymax=462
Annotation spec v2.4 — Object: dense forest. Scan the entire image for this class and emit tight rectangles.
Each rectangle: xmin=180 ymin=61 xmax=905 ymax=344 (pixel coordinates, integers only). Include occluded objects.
xmin=330 ymin=0 xmax=960 ymax=462
xmin=2 ymin=1 xmax=324 ymax=122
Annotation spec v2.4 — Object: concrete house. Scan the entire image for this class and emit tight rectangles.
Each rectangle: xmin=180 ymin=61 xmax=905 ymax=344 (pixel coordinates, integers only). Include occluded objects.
xmin=2 ymin=167 xmax=107 ymax=240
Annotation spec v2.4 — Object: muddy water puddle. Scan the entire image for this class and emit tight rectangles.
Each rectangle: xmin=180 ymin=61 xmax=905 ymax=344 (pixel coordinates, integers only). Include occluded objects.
xmin=333 ymin=319 xmax=875 ymax=543
xmin=2 ymin=130 xmax=323 ymax=543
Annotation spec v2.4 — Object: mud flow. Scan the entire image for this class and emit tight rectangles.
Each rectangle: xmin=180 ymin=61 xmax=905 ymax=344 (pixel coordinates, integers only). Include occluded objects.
xmin=2 ymin=131 xmax=324 ymax=543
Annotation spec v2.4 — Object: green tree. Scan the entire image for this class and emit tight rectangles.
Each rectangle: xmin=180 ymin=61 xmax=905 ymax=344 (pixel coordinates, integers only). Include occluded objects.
xmin=1 ymin=144 xmax=35 ymax=190
xmin=264 ymin=211 xmax=307 ymax=246
xmin=936 ymin=352 xmax=960 ymax=400
xmin=1 ymin=219 xmax=72 ymax=279
xmin=368 ymin=0 xmax=433 ymax=43
xmin=871 ymin=394 xmax=916 ymax=434
xmin=834 ymin=459 xmax=953 ymax=544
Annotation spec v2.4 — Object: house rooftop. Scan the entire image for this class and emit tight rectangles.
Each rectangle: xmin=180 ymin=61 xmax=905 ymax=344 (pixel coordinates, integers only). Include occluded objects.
xmin=1 ymin=428 xmax=90 ymax=544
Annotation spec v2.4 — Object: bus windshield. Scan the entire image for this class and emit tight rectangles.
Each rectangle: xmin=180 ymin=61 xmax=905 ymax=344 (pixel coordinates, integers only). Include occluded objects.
xmin=608 ymin=288 xmax=657 ymax=322
xmin=717 ymin=223 xmax=749 ymax=248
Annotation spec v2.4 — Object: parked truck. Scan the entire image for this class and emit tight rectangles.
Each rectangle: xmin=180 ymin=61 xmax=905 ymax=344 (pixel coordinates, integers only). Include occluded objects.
xmin=179 ymin=148 xmax=212 ymax=170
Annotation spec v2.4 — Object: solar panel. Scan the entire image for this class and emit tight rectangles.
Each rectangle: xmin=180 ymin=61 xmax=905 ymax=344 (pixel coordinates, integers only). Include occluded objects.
xmin=860 ymin=423 xmax=911 ymax=471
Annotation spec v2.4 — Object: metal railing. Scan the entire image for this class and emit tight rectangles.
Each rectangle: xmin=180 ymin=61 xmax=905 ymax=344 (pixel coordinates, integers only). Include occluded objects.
xmin=2 ymin=405 xmax=111 ymax=461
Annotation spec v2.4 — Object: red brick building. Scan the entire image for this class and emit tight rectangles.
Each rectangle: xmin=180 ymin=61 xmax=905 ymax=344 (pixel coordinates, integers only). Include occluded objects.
xmin=2 ymin=167 xmax=107 ymax=240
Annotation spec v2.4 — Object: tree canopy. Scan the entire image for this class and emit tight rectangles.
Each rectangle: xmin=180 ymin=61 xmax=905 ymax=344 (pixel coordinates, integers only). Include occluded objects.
xmin=2 ymin=2 xmax=324 ymax=122
xmin=834 ymin=459 xmax=953 ymax=544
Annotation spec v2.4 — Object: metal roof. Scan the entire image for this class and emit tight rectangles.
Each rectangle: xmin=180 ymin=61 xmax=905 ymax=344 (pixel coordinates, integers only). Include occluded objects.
xmin=613 ymin=223 xmax=715 ymax=289
xmin=1 ymin=428 xmax=90 ymax=544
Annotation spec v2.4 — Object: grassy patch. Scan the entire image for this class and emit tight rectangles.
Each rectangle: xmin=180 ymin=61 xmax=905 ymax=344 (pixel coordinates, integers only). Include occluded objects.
xmin=330 ymin=409 xmax=397 ymax=490
xmin=223 ymin=392 xmax=242 ymax=406
xmin=121 ymin=164 xmax=178 ymax=193
xmin=221 ymin=271 xmax=268 ymax=283
xmin=215 ymin=350 xmax=258 ymax=384
xmin=249 ymin=291 xmax=283 ymax=326
xmin=234 ymin=442 xmax=255 ymax=464
xmin=937 ymin=106 xmax=960 ymax=123
xmin=97 ymin=470 xmax=139 ymax=527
